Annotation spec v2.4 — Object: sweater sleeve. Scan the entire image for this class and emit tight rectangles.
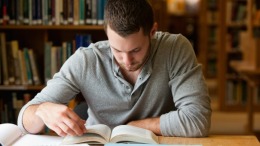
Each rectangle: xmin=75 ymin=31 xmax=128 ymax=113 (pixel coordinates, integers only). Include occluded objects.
xmin=160 ymin=34 xmax=212 ymax=137
xmin=17 ymin=48 xmax=88 ymax=133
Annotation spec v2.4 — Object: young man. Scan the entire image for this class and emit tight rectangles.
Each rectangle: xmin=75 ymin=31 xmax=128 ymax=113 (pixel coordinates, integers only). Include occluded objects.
xmin=18 ymin=0 xmax=211 ymax=137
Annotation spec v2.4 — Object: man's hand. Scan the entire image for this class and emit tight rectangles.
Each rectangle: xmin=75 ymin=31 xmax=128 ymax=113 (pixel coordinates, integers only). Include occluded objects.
xmin=127 ymin=117 xmax=161 ymax=135
xmin=35 ymin=102 xmax=87 ymax=137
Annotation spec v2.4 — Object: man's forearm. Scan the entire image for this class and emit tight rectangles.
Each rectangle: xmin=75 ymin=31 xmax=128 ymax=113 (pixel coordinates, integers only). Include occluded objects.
xmin=23 ymin=104 xmax=45 ymax=134
xmin=127 ymin=117 xmax=161 ymax=135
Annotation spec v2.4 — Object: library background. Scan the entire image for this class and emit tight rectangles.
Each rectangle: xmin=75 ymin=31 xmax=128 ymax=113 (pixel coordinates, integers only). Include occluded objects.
xmin=0 ymin=0 xmax=260 ymax=140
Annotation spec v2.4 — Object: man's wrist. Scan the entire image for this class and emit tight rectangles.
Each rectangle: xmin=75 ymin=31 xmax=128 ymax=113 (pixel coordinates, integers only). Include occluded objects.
xmin=127 ymin=117 xmax=161 ymax=135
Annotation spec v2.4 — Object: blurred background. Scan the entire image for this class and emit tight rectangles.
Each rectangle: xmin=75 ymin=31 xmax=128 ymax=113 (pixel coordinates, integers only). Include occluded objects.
xmin=0 ymin=0 xmax=259 ymax=140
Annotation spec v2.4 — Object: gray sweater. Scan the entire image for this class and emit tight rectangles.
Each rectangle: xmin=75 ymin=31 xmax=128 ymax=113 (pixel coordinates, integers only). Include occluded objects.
xmin=18 ymin=32 xmax=211 ymax=137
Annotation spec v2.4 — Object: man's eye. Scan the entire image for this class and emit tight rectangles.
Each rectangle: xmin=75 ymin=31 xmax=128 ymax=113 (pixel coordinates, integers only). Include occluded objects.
xmin=133 ymin=49 xmax=140 ymax=52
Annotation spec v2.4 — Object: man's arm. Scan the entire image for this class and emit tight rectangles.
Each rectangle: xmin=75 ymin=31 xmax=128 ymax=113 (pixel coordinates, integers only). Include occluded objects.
xmin=22 ymin=102 xmax=87 ymax=137
xmin=23 ymin=104 xmax=45 ymax=134
xmin=127 ymin=117 xmax=161 ymax=135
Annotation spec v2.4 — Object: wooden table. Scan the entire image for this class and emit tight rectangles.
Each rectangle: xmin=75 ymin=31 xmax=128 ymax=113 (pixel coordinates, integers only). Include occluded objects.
xmin=159 ymin=135 xmax=259 ymax=146
xmin=230 ymin=61 xmax=260 ymax=134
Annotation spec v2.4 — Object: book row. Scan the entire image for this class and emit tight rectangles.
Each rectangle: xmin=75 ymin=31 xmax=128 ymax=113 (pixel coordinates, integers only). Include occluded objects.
xmin=225 ymin=79 xmax=260 ymax=105
xmin=0 ymin=0 xmax=107 ymax=26
xmin=0 ymin=33 xmax=92 ymax=86
xmin=0 ymin=92 xmax=33 ymax=124
xmin=226 ymin=1 xmax=247 ymax=25
xmin=0 ymin=33 xmax=41 ymax=86
xmin=44 ymin=34 xmax=92 ymax=84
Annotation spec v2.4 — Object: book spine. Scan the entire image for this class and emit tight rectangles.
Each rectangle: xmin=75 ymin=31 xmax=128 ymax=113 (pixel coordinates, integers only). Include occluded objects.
xmin=73 ymin=0 xmax=79 ymax=25
xmin=36 ymin=0 xmax=42 ymax=24
xmin=79 ymin=0 xmax=85 ymax=25
xmin=62 ymin=0 xmax=68 ymax=25
xmin=42 ymin=0 xmax=48 ymax=25
xmin=18 ymin=49 xmax=28 ymax=85
xmin=28 ymin=0 xmax=33 ymax=25
xmin=44 ymin=42 xmax=52 ymax=83
xmin=62 ymin=42 xmax=68 ymax=64
xmin=0 ymin=33 xmax=9 ymax=85
xmin=47 ymin=0 xmax=52 ymax=25
xmin=23 ymin=48 xmax=33 ymax=85
xmin=10 ymin=41 xmax=21 ymax=85
xmin=97 ymin=0 xmax=104 ymax=25
xmin=51 ymin=0 xmax=55 ymax=25
xmin=85 ymin=0 xmax=92 ymax=24
xmin=0 ymin=0 xmax=3 ymax=24
xmin=6 ymin=42 xmax=16 ymax=85
xmin=28 ymin=49 xmax=41 ymax=85
xmin=9 ymin=0 xmax=17 ymax=25
xmin=3 ymin=0 xmax=9 ymax=25
xmin=51 ymin=46 xmax=57 ymax=77
xmin=91 ymin=0 xmax=97 ymax=25
xmin=31 ymin=0 xmax=37 ymax=25
xmin=54 ymin=0 xmax=60 ymax=25
xmin=17 ymin=0 xmax=23 ymax=25
xmin=23 ymin=0 xmax=29 ymax=24
xmin=68 ymin=0 xmax=73 ymax=24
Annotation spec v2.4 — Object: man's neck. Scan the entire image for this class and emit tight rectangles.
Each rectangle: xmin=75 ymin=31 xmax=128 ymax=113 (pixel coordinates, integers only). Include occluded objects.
xmin=120 ymin=68 xmax=142 ymax=86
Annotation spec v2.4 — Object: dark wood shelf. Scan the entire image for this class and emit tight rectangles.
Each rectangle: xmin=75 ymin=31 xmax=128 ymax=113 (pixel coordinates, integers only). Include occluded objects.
xmin=0 ymin=25 xmax=104 ymax=30
xmin=0 ymin=85 xmax=45 ymax=91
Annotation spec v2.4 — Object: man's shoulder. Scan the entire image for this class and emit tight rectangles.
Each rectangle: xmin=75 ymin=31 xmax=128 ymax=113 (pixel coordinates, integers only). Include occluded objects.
xmin=155 ymin=31 xmax=186 ymax=41
xmin=75 ymin=40 xmax=110 ymax=55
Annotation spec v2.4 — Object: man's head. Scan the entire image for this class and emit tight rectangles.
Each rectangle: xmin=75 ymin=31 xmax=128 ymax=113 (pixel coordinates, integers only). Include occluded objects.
xmin=104 ymin=0 xmax=154 ymax=37
xmin=104 ymin=0 xmax=158 ymax=72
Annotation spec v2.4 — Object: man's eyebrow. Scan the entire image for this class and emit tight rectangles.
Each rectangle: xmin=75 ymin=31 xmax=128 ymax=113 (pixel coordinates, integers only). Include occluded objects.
xmin=110 ymin=45 xmax=120 ymax=51
xmin=110 ymin=45 xmax=139 ymax=52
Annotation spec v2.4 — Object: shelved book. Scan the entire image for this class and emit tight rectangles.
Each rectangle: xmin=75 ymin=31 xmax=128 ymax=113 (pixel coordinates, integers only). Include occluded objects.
xmin=62 ymin=124 xmax=159 ymax=145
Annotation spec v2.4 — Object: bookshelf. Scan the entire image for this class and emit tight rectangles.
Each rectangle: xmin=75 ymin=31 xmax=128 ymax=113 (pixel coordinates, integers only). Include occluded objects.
xmin=198 ymin=0 xmax=220 ymax=78
xmin=0 ymin=0 xmax=167 ymax=124
xmin=0 ymin=25 xmax=107 ymax=124
xmin=0 ymin=0 xmax=109 ymax=124
xmin=218 ymin=0 xmax=260 ymax=112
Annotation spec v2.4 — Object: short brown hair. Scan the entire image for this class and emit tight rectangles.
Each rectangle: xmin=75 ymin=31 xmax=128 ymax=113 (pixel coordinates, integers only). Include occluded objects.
xmin=104 ymin=0 xmax=154 ymax=37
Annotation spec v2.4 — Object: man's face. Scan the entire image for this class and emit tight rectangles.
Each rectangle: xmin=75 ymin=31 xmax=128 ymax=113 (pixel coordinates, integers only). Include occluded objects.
xmin=107 ymin=26 xmax=150 ymax=72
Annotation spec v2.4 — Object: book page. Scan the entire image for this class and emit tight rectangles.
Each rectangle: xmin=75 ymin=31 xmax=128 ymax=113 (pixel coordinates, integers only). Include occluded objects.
xmin=85 ymin=124 xmax=112 ymax=142
xmin=0 ymin=123 xmax=23 ymax=146
xmin=62 ymin=124 xmax=112 ymax=145
xmin=12 ymin=134 xmax=63 ymax=146
xmin=110 ymin=125 xmax=158 ymax=144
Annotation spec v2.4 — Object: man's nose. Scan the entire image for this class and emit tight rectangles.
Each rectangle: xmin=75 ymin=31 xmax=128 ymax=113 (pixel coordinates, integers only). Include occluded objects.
xmin=123 ymin=53 xmax=132 ymax=66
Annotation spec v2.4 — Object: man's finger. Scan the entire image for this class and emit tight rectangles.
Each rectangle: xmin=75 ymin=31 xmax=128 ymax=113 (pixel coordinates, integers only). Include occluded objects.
xmin=52 ymin=124 xmax=67 ymax=137
xmin=63 ymin=115 xmax=84 ymax=136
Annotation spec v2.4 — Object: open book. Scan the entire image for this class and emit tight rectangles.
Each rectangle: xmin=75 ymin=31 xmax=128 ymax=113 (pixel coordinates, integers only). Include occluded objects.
xmin=0 ymin=123 xmax=64 ymax=146
xmin=62 ymin=124 xmax=159 ymax=145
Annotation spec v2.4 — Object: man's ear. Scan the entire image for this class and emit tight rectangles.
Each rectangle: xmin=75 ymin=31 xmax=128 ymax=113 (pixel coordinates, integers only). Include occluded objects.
xmin=150 ymin=22 xmax=158 ymax=37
